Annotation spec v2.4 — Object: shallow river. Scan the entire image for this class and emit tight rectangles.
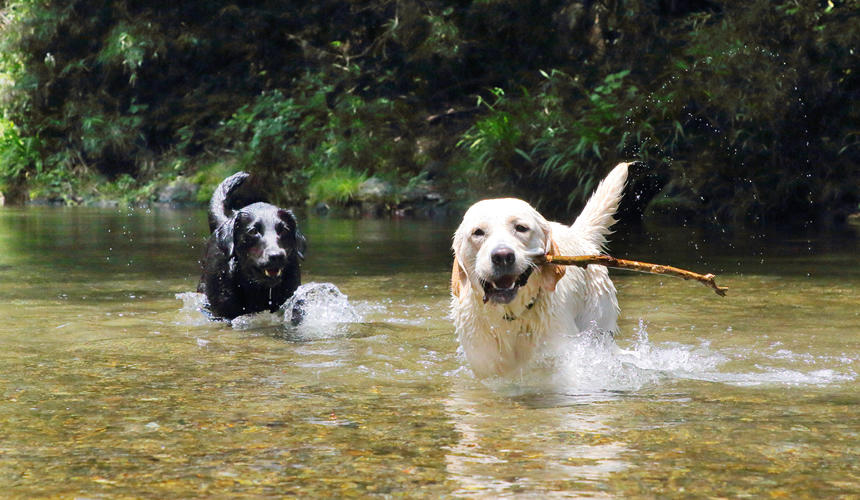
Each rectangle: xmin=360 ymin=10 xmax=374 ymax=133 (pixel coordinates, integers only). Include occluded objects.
xmin=0 ymin=207 xmax=857 ymax=498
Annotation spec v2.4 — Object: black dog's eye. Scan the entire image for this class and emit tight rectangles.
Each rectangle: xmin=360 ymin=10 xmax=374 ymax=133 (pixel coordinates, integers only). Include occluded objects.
xmin=275 ymin=222 xmax=288 ymax=234
xmin=473 ymin=228 xmax=485 ymax=237
xmin=247 ymin=226 xmax=259 ymax=236
xmin=514 ymin=224 xmax=529 ymax=233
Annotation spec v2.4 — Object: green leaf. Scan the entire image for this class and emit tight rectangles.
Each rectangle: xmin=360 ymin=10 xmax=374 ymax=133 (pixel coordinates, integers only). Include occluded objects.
xmin=514 ymin=148 xmax=533 ymax=163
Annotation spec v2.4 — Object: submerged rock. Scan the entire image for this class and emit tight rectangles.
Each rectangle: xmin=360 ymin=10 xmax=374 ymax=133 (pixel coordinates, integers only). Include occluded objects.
xmin=355 ymin=177 xmax=394 ymax=216
xmin=356 ymin=177 xmax=393 ymax=203
xmin=90 ymin=199 xmax=120 ymax=209
xmin=156 ymin=177 xmax=199 ymax=207
xmin=313 ymin=202 xmax=330 ymax=215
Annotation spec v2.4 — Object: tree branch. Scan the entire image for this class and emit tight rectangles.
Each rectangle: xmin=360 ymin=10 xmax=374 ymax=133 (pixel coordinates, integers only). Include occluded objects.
xmin=540 ymin=254 xmax=728 ymax=296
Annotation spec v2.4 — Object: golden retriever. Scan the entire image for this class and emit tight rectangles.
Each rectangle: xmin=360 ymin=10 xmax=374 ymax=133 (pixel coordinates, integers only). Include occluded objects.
xmin=450 ymin=162 xmax=629 ymax=378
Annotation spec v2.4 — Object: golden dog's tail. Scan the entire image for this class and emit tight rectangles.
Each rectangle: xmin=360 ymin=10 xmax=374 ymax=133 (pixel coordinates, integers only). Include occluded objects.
xmin=571 ymin=162 xmax=629 ymax=251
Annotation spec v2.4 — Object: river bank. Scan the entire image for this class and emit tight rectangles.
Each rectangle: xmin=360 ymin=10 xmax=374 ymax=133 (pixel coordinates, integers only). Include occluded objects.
xmin=0 ymin=167 xmax=462 ymax=219
xmin=4 ymin=166 xmax=860 ymax=228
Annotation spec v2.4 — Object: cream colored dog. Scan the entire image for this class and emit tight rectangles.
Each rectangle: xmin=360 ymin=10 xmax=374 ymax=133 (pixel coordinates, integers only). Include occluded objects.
xmin=450 ymin=162 xmax=629 ymax=378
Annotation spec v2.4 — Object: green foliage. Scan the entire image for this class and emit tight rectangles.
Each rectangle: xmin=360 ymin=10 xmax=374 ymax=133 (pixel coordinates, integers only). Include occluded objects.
xmin=456 ymin=1 xmax=857 ymax=222
xmin=98 ymin=22 xmax=164 ymax=86
xmin=222 ymin=90 xmax=303 ymax=168
xmin=0 ymin=0 xmax=855 ymax=224
xmin=218 ymin=71 xmax=418 ymax=204
xmin=459 ymin=70 xmax=641 ymax=211
xmin=191 ymin=161 xmax=242 ymax=205
xmin=0 ymin=119 xmax=41 ymax=188
xmin=622 ymin=1 xmax=859 ymax=223
xmin=307 ymin=168 xmax=368 ymax=205
xmin=458 ymin=88 xmax=521 ymax=174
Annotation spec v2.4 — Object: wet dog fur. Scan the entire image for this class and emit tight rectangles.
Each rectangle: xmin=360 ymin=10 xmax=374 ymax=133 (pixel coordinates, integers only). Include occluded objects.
xmin=197 ymin=172 xmax=306 ymax=319
xmin=450 ymin=162 xmax=629 ymax=378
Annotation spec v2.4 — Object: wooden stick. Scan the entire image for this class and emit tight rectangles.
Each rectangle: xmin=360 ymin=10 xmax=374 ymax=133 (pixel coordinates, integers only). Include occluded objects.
xmin=540 ymin=254 xmax=728 ymax=296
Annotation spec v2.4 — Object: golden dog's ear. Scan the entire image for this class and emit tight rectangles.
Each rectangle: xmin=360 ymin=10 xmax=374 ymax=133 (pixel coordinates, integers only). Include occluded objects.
xmin=451 ymin=258 xmax=468 ymax=298
xmin=541 ymin=233 xmax=566 ymax=292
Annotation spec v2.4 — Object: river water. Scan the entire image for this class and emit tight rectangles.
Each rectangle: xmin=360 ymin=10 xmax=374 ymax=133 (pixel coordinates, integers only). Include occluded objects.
xmin=0 ymin=207 xmax=857 ymax=498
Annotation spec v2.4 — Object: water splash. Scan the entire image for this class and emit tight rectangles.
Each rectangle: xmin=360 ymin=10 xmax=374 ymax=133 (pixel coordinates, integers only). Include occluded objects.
xmin=177 ymin=291 xmax=855 ymax=391
xmin=174 ymin=291 xmax=284 ymax=329
xmin=282 ymin=282 xmax=363 ymax=340
xmin=175 ymin=291 xmax=213 ymax=326
xmin=175 ymin=282 xmax=362 ymax=338
xmin=482 ymin=318 xmax=854 ymax=395
xmin=230 ymin=310 xmax=283 ymax=330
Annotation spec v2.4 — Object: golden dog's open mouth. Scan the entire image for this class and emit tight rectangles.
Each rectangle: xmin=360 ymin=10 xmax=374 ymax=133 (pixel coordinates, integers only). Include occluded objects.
xmin=480 ymin=267 xmax=533 ymax=304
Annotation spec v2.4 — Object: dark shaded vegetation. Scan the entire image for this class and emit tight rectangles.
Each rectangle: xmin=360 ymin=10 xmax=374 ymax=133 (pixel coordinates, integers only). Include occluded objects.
xmin=1 ymin=0 xmax=857 ymax=225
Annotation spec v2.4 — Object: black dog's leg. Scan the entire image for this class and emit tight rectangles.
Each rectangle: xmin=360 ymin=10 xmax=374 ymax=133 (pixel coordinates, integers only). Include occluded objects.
xmin=289 ymin=298 xmax=306 ymax=326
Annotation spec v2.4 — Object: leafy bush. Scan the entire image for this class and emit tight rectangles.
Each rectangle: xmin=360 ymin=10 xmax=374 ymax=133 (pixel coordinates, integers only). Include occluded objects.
xmin=307 ymin=168 xmax=368 ymax=205
xmin=458 ymin=70 xmax=643 ymax=213
xmin=0 ymin=118 xmax=41 ymax=201
xmin=0 ymin=0 xmax=854 ymax=223
xmin=218 ymin=72 xmax=418 ymax=204
xmin=627 ymin=1 xmax=859 ymax=223
xmin=457 ymin=1 xmax=857 ymax=223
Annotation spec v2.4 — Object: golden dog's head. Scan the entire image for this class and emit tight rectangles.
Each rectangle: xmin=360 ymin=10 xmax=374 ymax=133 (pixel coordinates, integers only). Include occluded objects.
xmin=452 ymin=198 xmax=565 ymax=304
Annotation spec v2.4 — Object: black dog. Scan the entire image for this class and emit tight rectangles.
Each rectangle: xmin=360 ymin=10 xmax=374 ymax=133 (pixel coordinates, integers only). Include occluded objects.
xmin=197 ymin=172 xmax=306 ymax=319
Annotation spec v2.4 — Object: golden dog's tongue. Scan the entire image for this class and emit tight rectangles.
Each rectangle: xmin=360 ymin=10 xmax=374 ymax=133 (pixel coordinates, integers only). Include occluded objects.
xmin=482 ymin=274 xmax=519 ymax=304
xmin=493 ymin=275 xmax=516 ymax=289
xmin=482 ymin=271 xmax=528 ymax=304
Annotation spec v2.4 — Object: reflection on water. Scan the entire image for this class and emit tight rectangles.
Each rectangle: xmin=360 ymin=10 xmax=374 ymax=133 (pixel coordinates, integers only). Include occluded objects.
xmin=0 ymin=207 xmax=857 ymax=497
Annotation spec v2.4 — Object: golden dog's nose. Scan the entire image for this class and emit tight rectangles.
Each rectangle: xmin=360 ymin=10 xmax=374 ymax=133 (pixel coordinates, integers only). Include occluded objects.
xmin=491 ymin=246 xmax=515 ymax=267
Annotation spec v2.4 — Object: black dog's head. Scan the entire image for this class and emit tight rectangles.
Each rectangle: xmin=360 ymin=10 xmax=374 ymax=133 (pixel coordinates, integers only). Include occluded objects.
xmin=230 ymin=203 xmax=306 ymax=286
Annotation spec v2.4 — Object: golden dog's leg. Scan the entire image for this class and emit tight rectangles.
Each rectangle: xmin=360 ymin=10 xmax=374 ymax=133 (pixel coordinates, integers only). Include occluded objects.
xmin=541 ymin=254 xmax=729 ymax=296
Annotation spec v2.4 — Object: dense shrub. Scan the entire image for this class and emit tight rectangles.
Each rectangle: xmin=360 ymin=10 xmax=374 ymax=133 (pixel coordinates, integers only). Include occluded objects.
xmin=0 ymin=0 xmax=855 ymax=223
xmin=458 ymin=70 xmax=642 ymax=215
xmin=459 ymin=1 xmax=858 ymax=223
xmin=0 ymin=118 xmax=41 ymax=203
xmin=623 ymin=1 xmax=860 ymax=224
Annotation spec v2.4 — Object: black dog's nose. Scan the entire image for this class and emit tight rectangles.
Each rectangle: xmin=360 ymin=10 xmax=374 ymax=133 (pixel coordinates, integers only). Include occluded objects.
xmin=491 ymin=246 xmax=516 ymax=267
xmin=264 ymin=249 xmax=287 ymax=267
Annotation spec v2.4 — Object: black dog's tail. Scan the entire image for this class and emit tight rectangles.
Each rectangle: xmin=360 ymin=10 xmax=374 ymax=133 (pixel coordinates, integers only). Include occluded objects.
xmin=208 ymin=172 xmax=248 ymax=232
xmin=208 ymin=171 xmax=269 ymax=232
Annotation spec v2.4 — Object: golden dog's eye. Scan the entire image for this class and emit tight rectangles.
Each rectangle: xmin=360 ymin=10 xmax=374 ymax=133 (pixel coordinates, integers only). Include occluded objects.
xmin=514 ymin=224 xmax=529 ymax=233
xmin=472 ymin=228 xmax=485 ymax=237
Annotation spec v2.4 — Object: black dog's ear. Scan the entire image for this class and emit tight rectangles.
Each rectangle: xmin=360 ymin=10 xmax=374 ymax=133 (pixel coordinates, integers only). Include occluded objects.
xmin=277 ymin=209 xmax=306 ymax=260
xmin=277 ymin=209 xmax=297 ymax=230
xmin=230 ymin=211 xmax=254 ymax=258
xmin=295 ymin=228 xmax=307 ymax=260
